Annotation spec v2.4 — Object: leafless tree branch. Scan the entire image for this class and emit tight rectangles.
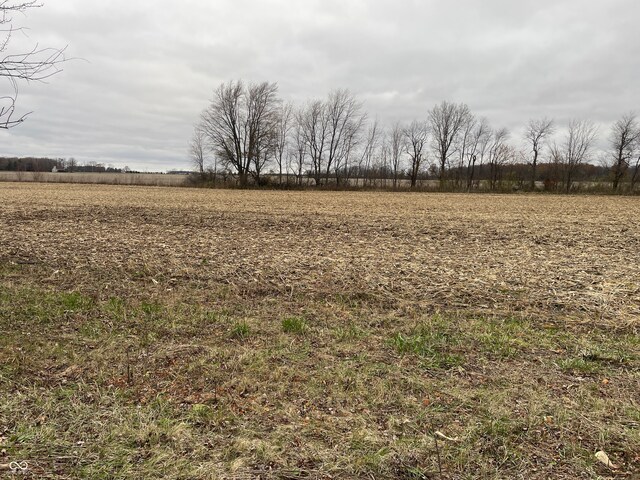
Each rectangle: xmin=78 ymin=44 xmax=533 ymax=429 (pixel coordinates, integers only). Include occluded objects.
xmin=199 ymin=80 xmax=279 ymax=186
xmin=608 ymin=113 xmax=639 ymax=191
xmin=403 ymin=120 xmax=428 ymax=189
xmin=553 ymin=119 xmax=598 ymax=192
xmin=429 ymin=101 xmax=472 ymax=184
xmin=0 ymin=1 xmax=66 ymax=129
xmin=525 ymin=118 xmax=555 ymax=190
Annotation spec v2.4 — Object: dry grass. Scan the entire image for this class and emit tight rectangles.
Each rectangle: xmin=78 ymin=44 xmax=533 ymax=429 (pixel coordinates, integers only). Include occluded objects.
xmin=0 ymin=183 xmax=638 ymax=479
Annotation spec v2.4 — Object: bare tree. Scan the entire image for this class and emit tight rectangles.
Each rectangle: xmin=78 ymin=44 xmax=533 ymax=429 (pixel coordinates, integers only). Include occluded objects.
xmin=450 ymin=113 xmax=478 ymax=188
xmin=457 ymin=114 xmax=494 ymax=190
xmin=608 ymin=113 xmax=640 ymax=192
xmin=247 ymin=82 xmax=280 ymax=185
xmin=630 ymin=154 xmax=640 ymax=192
xmin=403 ymin=120 xmax=428 ymax=189
xmin=200 ymin=81 xmax=244 ymax=183
xmin=429 ymin=101 xmax=472 ymax=185
xmin=379 ymin=138 xmax=390 ymax=188
xmin=290 ymin=112 xmax=308 ymax=185
xmin=189 ymin=126 xmax=208 ymax=175
xmin=297 ymin=90 xmax=364 ymax=186
xmin=554 ymin=119 xmax=598 ymax=192
xmin=388 ymin=122 xmax=404 ymax=189
xmin=200 ymin=80 xmax=279 ymax=187
xmin=298 ymin=99 xmax=327 ymax=185
xmin=358 ymin=119 xmax=380 ymax=186
xmin=1 ymin=1 xmax=66 ymax=128
xmin=524 ymin=118 xmax=555 ymax=190
xmin=66 ymin=156 xmax=76 ymax=173
xmin=487 ymin=128 xmax=510 ymax=190
xmin=466 ymin=118 xmax=492 ymax=190
xmin=548 ymin=142 xmax=564 ymax=191
xmin=325 ymin=89 xmax=365 ymax=185
xmin=274 ymin=102 xmax=293 ymax=185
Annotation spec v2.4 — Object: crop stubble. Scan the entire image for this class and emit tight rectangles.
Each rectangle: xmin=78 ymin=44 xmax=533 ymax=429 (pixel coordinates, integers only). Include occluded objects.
xmin=1 ymin=183 xmax=639 ymax=479
xmin=1 ymin=183 xmax=638 ymax=324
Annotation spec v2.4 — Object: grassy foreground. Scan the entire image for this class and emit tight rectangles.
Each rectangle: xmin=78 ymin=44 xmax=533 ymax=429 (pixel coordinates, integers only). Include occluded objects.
xmin=1 ymin=266 xmax=638 ymax=479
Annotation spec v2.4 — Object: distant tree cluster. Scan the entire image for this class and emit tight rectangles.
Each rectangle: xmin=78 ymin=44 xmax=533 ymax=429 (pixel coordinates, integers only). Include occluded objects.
xmin=193 ymin=80 xmax=640 ymax=193
xmin=0 ymin=157 xmax=128 ymax=173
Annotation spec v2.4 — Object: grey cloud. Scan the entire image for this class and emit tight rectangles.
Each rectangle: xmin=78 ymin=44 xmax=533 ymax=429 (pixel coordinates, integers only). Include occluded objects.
xmin=1 ymin=0 xmax=638 ymax=170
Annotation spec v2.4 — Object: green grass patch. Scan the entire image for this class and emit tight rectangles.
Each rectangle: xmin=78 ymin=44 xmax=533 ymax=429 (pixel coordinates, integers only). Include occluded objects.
xmin=1 ymin=280 xmax=639 ymax=479
xmin=390 ymin=317 xmax=464 ymax=369
xmin=334 ymin=324 xmax=367 ymax=341
xmin=230 ymin=321 xmax=251 ymax=340
xmin=558 ymin=357 xmax=601 ymax=374
xmin=139 ymin=300 xmax=163 ymax=317
xmin=282 ymin=316 xmax=308 ymax=334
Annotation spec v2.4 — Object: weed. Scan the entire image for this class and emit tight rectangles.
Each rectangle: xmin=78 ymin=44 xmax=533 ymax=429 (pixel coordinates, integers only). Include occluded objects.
xmin=58 ymin=291 xmax=93 ymax=311
xmin=140 ymin=300 xmax=163 ymax=317
xmin=230 ymin=321 xmax=250 ymax=340
xmin=559 ymin=357 xmax=608 ymax=374
xmin=106 ymin=296 xmax=126 ymax=316
xmin=282 ymin=316 xmax=308 ymax=334
xmin=390 ymin=321 xmax=464 ymax=370
xmin=334 ymin=324 xmax=367 ymax=341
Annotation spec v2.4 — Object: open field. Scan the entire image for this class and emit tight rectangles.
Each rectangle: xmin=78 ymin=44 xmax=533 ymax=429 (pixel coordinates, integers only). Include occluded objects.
xmin=0 ymin=171 xmax=189 ymax=187
xmin=1 ymin=183 xmax=639 ymax=479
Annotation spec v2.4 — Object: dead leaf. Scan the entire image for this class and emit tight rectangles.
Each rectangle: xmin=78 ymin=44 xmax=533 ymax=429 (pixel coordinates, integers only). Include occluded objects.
xmin=595 ymin=450 xmax=618 ymax=469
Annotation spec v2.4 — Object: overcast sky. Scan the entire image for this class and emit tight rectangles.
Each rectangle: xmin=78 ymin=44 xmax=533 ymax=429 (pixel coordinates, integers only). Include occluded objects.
xmin=1 ymin=0 xmax=638 ymax=171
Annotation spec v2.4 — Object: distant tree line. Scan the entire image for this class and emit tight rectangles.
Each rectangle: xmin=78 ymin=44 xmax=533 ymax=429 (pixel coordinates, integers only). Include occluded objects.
xmin=191 ymin=80 xmax=640 ymax=193
xmin=0 ymin=157 xmax=131 ymax=173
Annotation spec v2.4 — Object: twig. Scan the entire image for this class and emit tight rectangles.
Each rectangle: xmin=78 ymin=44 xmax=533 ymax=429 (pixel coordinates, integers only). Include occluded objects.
xmin=435 ymin=430 xmax=460 ymax=443
xmin=429 ymin=418 xmax=443 ymax=477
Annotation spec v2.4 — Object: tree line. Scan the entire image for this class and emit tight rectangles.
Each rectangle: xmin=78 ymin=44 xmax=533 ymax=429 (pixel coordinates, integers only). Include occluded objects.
xmin=0 ymin=157 xmax=130 ymax=173
xmin=191 ymin=80 xmax=640 ymax=193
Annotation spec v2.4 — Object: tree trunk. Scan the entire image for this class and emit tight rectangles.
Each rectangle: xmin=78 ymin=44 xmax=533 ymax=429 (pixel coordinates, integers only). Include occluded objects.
xmin=439 ymin=157 xmax=446 ymax=186
xmin=467 ymin=156 xmax=476 ymax=191
xmin=239 ymin=172 xmax=248 ymax=187
xmin=530 ymin=149 xmax=538 ymax=191
xmin=630 ymin=157 xmax=640 ymax=192
xmin=612 ymin=145 xmax=625 ymax=192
